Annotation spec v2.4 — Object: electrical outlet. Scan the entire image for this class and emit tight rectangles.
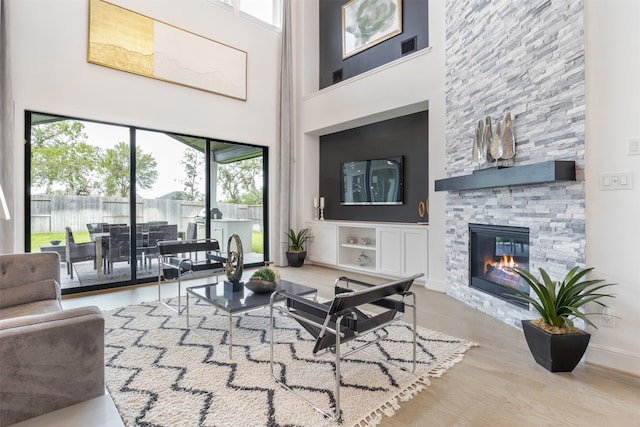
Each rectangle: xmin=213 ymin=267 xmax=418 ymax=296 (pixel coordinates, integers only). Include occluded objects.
xmin=601 ymin=307 xmax=616 ymax=328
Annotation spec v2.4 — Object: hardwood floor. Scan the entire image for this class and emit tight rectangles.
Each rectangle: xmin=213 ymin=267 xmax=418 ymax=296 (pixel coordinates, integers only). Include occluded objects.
xmin=59 ymin=264 xmax=640 ymax=427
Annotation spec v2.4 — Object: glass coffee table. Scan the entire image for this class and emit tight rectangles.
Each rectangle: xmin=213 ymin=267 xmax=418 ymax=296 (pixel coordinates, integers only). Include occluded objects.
xmin=185 ymin=279 xmax=317 ymax=359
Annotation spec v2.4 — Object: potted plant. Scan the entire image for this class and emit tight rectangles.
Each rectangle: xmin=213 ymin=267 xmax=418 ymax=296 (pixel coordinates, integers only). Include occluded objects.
xmin=246 ymin=267 xmax=278 ymax=294
xmin=285 ymin=228 xmax=310 ymax=267
xmin=509 ymin=266 xmax=616 ymax=372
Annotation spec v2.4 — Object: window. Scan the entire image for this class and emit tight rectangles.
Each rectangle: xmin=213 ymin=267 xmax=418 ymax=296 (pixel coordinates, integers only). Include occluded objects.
xmin=210 ymin=0 xmax=282 ymax=29
xmin=239 ymin=0 xmax=282 ymax=28
xmin=26 ymin=111 xmax=268 ymax=295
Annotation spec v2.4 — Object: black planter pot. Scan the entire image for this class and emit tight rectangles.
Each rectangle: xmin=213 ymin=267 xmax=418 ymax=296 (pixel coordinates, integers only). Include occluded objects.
xmin=286 ymin=251 xmax=307 ymax=267
xmin=521 ymin=320 xmax=591 ymax=372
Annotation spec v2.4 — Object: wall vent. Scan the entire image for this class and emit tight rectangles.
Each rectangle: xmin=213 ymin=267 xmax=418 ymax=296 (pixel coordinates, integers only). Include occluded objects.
xmin=333 ymin=69 xmax=343 ymax=84
xmin=401 ymin=36 xmax=417 ymax=55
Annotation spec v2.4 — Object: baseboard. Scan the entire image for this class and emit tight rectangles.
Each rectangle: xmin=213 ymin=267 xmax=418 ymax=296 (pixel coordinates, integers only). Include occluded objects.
xmin=425 ymin=277 xmax=446 ymax=293
xmin=586 ymin=344 xmax=640 ymax=377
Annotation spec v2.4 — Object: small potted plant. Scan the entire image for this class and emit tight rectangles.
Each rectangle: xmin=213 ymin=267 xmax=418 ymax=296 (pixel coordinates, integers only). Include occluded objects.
xmin=246 ymin=267 xmax=278 ymax=294
xmin=285 ymin=228 xmax=310 ymax=267
xmin=509 ymin=266 xmax=616 ymax=372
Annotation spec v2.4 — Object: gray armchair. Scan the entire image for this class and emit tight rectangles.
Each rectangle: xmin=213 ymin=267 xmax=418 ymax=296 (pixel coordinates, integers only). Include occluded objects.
xmin=0 ymin=252 xmax=105 ymax=426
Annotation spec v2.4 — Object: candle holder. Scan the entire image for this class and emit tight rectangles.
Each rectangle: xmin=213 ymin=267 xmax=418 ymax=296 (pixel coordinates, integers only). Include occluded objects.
xmin=319 ymin=197 xmax=325 ymax=220
xmin=313 ymin=198 xmax=319 ymax=220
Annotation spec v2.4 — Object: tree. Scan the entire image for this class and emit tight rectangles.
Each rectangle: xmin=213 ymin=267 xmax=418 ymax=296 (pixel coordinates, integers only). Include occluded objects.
xmin=217 ymin=157 xmax=263 ymax=204
xmin=31 ymin=121 xmax=103 ymax=195
xmin=100 ymin=142 xmax=158 ymax=198
xmin=177 ymin=147 xmax=204 ymax=201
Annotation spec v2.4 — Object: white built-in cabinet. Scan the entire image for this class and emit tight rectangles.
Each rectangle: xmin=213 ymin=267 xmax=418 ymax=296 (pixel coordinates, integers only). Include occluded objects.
xmin=306 ymin=221 xmax=337 ymax=265
xmin=306 ymin=220 xmax=428 ymax=280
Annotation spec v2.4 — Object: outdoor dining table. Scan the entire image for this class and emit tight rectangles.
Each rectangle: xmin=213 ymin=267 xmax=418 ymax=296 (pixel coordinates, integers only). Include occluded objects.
xmin=91 ymin=227 xmax=165 ymax=275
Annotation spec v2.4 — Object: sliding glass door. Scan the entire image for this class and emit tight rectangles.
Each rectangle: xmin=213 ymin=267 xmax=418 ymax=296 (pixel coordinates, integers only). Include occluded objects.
xmin=26 ymin=112 xmax=267 ymax=294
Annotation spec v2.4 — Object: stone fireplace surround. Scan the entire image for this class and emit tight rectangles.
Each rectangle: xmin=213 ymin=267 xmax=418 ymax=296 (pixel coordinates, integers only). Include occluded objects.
xmin=443 ymin=0 xmax=586 ymax=329
xmin=444 ymin=179 xmax=586 ymax=329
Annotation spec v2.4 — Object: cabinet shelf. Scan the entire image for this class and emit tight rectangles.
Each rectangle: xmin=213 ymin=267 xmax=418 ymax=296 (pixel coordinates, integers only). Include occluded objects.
xmin=340 ymin=243 xmax=377 ymax=251
xmin=338 ymin=262 xmax=377 ymax=272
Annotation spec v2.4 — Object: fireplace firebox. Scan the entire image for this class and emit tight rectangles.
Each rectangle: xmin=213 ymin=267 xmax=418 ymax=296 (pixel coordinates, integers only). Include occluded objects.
xmin=469 ymin=224 xmax=530 ymax=308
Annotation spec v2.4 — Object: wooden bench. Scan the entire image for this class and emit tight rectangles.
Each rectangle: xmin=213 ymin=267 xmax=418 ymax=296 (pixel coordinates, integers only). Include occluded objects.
xmin=157 ymin=239 xmax=226 ymax=313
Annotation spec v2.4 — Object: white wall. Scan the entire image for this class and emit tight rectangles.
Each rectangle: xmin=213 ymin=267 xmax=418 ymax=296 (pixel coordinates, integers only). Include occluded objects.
xmin=9 ymin=0 xmax=280 ymax=252
xmin=585 ymin=0 xmax=640 ymax=375
xmin=293 ymin=0 xmax=447 ymax=291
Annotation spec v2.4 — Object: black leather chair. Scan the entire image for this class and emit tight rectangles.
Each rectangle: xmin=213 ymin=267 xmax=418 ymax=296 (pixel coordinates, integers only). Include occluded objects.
xmin=65 ymin=227 xmax=97 ymax=279
xmin=157 ymin=238 xmax=225 ymax=313
xmin=269 ymin=273 xmax=423 ymax=421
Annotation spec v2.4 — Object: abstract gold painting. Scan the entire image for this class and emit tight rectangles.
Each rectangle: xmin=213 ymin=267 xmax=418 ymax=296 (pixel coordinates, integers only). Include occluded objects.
xmin=88 ymin=0 xmax=247 ymax=101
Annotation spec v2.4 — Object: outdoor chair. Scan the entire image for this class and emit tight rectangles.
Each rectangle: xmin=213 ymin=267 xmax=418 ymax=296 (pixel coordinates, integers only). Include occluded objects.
xmin=181 ymin=222 xmax=199 ymax=260
xmin=149 ymin=224 xmax=178 ymax=241
xmin=87 ymin=223 xmax=109 ymax=259
xmin=185 ymin=221 xmax=197 ymax=240
xmin=147 ymin=220 xmax=168 ymax=227
xmin=137 ymin=228 xmax=165 ymax=269
xmin=86 ymin=222 xmax=108 ymax=236
xmin=106 ymin=225 xmax=130 ymax=274
xmin=269 ymin=273 xmax=423 ymax=421
xmin=64 ymin=226 xmax=97 ymax=279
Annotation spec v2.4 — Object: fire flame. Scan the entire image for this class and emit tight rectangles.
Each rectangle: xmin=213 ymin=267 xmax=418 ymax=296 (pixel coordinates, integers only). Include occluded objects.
xmin=483 ymin=255 xmax=518 ymax=274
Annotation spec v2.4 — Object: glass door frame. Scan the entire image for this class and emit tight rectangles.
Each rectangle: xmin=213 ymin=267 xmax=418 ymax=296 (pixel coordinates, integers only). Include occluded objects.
xmin=24 ymin=110 xmax=270 ymax=295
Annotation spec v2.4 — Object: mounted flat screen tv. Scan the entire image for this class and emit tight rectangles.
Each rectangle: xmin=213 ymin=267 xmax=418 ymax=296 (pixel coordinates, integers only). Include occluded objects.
xmin=340 ymin=156 xmax=404 ymax=205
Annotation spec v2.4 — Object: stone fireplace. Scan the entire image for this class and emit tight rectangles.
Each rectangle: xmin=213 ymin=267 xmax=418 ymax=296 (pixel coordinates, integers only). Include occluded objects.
xmin=443 ymin=0 xmax=586 ymax=328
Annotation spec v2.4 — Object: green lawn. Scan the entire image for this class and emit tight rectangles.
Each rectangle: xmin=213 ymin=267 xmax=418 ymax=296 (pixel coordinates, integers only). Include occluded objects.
xmin=32 ymin=231 xmax=90 ymax=252
xmin=252 ymin=231 xmax=264 ymax=253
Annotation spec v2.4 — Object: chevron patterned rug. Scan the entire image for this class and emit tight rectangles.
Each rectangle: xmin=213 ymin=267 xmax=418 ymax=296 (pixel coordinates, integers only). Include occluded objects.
xmin=104 ymin=297 xmax=476 ymax=427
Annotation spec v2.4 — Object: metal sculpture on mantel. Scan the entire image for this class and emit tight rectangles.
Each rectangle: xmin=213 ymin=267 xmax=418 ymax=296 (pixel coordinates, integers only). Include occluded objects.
xmin=224 ymin=234 xmax=244 ymax=292
xmin=473 ymin=111 xmax=516 ymax=165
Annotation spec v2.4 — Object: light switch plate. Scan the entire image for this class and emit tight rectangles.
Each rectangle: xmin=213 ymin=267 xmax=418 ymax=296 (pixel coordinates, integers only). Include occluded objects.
xmin=600 ymin=172 xmax=633 ymax=190
xmin=629 ymin=138 xmax=640 ymax=156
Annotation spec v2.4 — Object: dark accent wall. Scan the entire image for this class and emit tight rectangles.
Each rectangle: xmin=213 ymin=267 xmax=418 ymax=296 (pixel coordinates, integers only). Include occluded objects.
xmin=319 ymin=0 xmax=429 ymax=89
xmin=319 ymin=111 xmax=428 ymax=223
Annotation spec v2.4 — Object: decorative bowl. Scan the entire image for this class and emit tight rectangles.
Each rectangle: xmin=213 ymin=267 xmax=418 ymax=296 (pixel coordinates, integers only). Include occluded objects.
xmin=245 ymin=279 xmax=277 ymax=294
xmin=50 ymin=240 xmax=61 ymax=245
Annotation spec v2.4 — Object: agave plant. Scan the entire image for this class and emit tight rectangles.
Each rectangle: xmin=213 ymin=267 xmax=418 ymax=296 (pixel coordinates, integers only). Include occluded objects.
xmin=285 ymin=228 xmax=311 ymax=252
xmin=510 ymin=266 xmax=616 ymax=330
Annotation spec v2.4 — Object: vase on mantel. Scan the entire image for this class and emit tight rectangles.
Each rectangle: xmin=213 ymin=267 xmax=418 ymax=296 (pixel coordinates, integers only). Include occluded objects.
xmin=501 ymin=112 xmax=516 ymax=160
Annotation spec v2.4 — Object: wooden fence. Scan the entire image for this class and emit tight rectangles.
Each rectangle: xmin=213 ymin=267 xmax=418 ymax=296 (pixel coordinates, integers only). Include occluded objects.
xmin=30 ymin=195 xmax=263 ymax=234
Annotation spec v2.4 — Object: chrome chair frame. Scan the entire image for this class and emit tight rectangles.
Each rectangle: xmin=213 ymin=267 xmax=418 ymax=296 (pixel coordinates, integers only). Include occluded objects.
xmin=269 ymin=273 xmax=422 ymax=421
xmin=157 ymin=238 xmax=225 ymax=314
